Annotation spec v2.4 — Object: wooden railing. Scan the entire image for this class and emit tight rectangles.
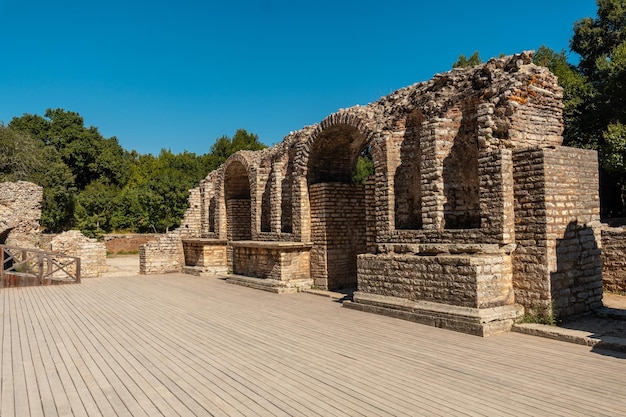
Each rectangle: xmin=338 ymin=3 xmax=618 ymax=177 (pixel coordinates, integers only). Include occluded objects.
xmin=0 ymin=245 xmax=81 ymax=286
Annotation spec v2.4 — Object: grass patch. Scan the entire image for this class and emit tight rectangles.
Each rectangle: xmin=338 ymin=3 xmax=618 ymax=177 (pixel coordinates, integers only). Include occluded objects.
xmin=107 ymin=250 xmax=139 ymax=257
xmin=518 ymin=305 xmax=558 ymax=326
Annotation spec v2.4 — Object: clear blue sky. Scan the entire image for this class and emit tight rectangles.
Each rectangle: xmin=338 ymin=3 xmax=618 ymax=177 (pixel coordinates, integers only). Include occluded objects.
xmin=0 ymin=1 xmax=599 ymax=155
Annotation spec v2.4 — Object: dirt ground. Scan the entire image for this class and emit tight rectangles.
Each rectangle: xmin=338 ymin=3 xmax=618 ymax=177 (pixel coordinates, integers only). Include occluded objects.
xmin=103 ymin=254 xmax=140 ymax=277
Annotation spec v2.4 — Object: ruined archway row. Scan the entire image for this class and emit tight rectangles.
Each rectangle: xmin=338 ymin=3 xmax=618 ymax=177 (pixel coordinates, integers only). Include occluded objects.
xmin=194 ymin=52 xmax=563 ymax=245
xmin=141 ymin=53 xmax=603 ymax=336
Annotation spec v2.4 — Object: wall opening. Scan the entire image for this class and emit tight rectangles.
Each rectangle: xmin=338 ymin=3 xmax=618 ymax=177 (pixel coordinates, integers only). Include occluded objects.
xmin=443 ymin=101 xmax=480 ymax=229
xmin=208 ymin=196 xmax=216 ymax=233
xmin=224 ymin=161 xmax=252 ymax=241
xmin=394 ymin=110 xmax=423 ymax=230
xmin=260 ymin=171 xmax=272 ymax=233
xmin=307 ymin=124 xmax=369 ymax=290
xmin=281 ymin=149 xmax=295 ymax=233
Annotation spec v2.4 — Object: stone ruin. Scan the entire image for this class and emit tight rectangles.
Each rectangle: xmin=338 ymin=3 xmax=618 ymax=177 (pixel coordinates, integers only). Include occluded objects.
xmin=0 ymin=181 xmax=43 ymax=248
xmin=141 ymin=52 xmax=604 ymax=336
xmin=0 ymin=181 xmax=107 ymax=279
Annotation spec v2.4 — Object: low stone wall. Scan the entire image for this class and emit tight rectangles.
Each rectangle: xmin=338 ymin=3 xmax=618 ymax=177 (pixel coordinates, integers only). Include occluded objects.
xmin=140 ymin=234 xmax=185 ymax=274
xmin=357 ymin=248 xmax=514 ymax=309
xmin=182 ymin=239 xmax=228 ymax=275
xmin=230 ymin=241 xmax=311 ymax=281
xmin=47 ymin=230 xmax=107 ymax=278
xmin=602 ymin=227 xmax=626 ymax=293
xmin=102 ymin=234 xmax=161 ymax=254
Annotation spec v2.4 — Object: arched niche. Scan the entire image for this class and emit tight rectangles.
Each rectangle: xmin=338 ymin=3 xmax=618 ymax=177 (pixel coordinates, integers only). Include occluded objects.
xmin=442 ymin=100 xmax=481 ymax=229
xmin=394 ymin=110 xmax=424 ymax=230
xmin=224 ymin=160 xmax=252 ymax=241
xmin=305 ymin=122 xmax=371 ymax=290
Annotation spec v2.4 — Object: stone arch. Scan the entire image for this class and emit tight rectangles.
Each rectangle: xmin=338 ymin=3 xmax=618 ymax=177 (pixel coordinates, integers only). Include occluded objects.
xmin=302 ymin=113 xmax=375 ymax=184
xmin=223 ymin=156 xmax=254 ymax=241
xmin=299 ymin=112 xmax=378 ymax=290
xmin=394 ymin=110 xmax=424 ymax=230
xmin=442 ymin=99 xmax=481 ymax=229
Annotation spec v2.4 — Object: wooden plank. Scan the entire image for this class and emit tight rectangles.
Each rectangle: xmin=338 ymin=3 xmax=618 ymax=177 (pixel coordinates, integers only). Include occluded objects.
xmin=104 ymin=275 xmax=624 ymax=416
xmin=1 ymin=274 xmax=626 ymax=416
xmin=1 ymin=287 xmax=14 ymax=417
xmin=16 ymin=287 xmax=58 ymax=417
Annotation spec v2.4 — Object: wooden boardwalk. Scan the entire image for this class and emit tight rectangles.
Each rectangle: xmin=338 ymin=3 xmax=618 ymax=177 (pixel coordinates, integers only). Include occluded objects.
xmin=1 ymin=274 xmax=625 ymax=417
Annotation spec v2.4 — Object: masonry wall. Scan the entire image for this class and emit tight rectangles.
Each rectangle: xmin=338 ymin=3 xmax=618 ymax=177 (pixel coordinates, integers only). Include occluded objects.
xmin=357 ymin=252 xmax=514 ymax=308
xmin=227 ymin=199 xmax=251 ymax=241
xmin=602 ymin=228 xmax=626 ymax=292
xmin=232 ymin=245 xmax=310 ymax=281
xmin=48 ymin=230 xmax=107 ymax=278
xmin=309 ymin=183 xmax=366 ymax=290
xmin=543 ymin=148 xmax=602 ymax=316
xmin=512 ymin=147 xmax=603 ymax=318
xmin=512 ymin=147 xmax=551 ymax=313
xmin=0 ymin=181 xmax=43 ymax=248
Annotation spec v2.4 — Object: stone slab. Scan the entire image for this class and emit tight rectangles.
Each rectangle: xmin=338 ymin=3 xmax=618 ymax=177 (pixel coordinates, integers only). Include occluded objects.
xmin=346 ymin=291 xmax=523 ymax=337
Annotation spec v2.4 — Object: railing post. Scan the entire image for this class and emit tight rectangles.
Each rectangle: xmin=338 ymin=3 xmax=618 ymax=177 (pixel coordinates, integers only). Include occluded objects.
xmin=47 ymin=256 xmax=52 ymax=280
xmin=75 ymin=258 xmax=81 ymax=283
xmin=38 ymin=252 xmax=44 ymax=285
xmin=0 ymin=246 xmax=4 ymax=280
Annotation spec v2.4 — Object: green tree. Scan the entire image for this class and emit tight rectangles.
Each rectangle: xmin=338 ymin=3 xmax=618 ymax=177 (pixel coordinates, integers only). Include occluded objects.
xmin=74 ymin=181 xmax=119 ymax=238
xmin=352 ymin=146 xmax=374 ymax=185
xmin=204 ymin=129 xmax=266 ymax=172
xmin=569 ymin=0 xmax=626 ymax=214
xmin=532 ymin=46 xmax=596 ymax=149
xmin=0 ymin=124 xmax=76 ymax=231
xmin=9 ymin=108 xmax=131 ymax=189
xmin=452 ymin=51 xmax=483 ymax=68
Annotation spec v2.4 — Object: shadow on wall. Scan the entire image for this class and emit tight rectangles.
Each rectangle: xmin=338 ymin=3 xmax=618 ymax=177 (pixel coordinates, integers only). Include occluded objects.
xmin=550 ymin=221 xmax=603 ymax=319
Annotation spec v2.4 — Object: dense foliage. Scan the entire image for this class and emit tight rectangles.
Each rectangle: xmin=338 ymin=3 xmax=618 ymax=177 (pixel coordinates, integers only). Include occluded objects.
xmin=1 ymin=111 xmax=265 ymax=237
xmin=453 ymin=0 xmax=626 ymax=216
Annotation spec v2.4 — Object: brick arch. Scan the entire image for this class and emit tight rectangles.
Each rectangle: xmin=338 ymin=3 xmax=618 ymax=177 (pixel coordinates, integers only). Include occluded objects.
xmin=221 ymin=154 xmax=256 ymax=241
xmin=295 ymin=111 xmax=380 ymax=290
xmin=296 ymin=111 xmax=380 ymax=183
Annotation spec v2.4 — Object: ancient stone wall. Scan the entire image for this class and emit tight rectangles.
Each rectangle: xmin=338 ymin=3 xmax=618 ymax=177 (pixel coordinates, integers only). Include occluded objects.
xmin=309 ymin=183 xmax=366 ymax=290
xmin=512 ymin=147 xmax=602 ymax=317
xmin=140 ymin=52 xmax=606 ymax=335
xmin=358 ymin=249 xmax=514 ymax=309
xmin=0 ymin=181 xmax=43 ymax=248
xmin=48 ymin=230 xmax=107 ymax=278
xmin=601 ymin=228 xmax=626 ymax=293
xmin=543 ymin=148 xmax=602 ymax=316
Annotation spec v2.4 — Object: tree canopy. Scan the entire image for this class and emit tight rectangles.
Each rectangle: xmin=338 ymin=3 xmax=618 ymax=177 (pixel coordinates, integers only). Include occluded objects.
xmin=452 ymin=51 xmax=482 ymax=69
xmin=452 ymin=0 xmax=626 ymax=215
xmin=4 ymin=109 xmax=266 ymax=236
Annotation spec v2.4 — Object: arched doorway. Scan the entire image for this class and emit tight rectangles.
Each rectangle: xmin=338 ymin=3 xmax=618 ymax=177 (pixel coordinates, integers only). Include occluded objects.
xmin=224 ymin=161 xmax=252 ymax=241
xmin=306 ymin=123 xmax=370 ymax=291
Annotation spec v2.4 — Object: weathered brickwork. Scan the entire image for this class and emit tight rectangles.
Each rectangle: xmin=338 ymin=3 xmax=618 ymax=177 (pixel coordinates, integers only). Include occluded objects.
xmin=601 ymin=228 xmax=626 ymax=293
xmin=0 ymin=181 xmax=43 ymax=248
xmin=48 ymin=230 xmax=107 ymax=278
xmin=309 ymin=183 xmax=366 ymax=290
xmin=512 ymin=147 xmax=602 ymax=318
xmin=141 ymin=52 xmax=606 ymax=336
xmin=182 ymin=238 xmax=228 ymax=275
xmin=358 ymin=250 xmax=514 ymax=309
